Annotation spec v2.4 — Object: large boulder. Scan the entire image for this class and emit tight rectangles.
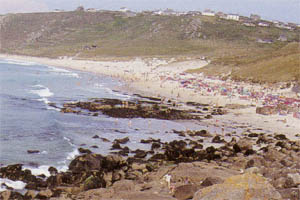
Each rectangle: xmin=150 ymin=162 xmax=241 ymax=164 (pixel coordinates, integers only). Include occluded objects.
xmin=83 ymin=175 xmax=106 ymax=191
xmin=193 ymin=173 xmax=282 ymax=200
xmin=173 ymin=184 xmax=199 ymax=200
xmin=68 ymin=154 xmax=127 ymax=173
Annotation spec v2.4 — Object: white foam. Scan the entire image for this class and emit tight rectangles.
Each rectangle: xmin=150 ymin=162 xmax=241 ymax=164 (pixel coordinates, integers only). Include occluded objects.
xmin=23 ymin=164 xmax=69 ymax=178
xmin=94 ymin=83 xmax=104 ymax=88
xmin=47 ymin=66 xmax=79 ymax=78
xmin=63 ymin=136 xmax=75 ymax=146
xmin=48 ymin=66 xmax=70 ymax=73
xmin=24 ymin=165 xmax=51 ymax=177
xmin=66 ymin=148 xmax=80 ymax=160
xmin=31 ymin=85 xmax=53 ymax=98
xmin=41 ymin=151 xmax=48 ymax=154
xmin=0 ymin=178 xmax=26 ymax=192
xmin=105 ymin=87 xmax=131 ymax=99
xmin=0 ymin=59 xmax=37 ymax=66
xmin=63 ymin=137 xmax=80 ymax=160
xmin=30 ymin=85 xmax=54 ymax=108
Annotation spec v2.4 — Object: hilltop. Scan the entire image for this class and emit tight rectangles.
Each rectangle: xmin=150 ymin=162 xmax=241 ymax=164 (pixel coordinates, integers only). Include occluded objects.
xmin=0 ymin=10 xmax=299 ymax=83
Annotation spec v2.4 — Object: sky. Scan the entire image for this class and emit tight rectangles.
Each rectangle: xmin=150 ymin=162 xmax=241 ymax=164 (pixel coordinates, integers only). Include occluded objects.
xmin=0 ymin=0 xmax=299 ymax=23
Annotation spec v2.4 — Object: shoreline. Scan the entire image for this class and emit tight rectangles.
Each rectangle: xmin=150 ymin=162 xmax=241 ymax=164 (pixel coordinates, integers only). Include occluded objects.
xmin=0 ymin=53 xmax=299 ymax=137
xmin=1 ymin=54 xmax=300 ymax=199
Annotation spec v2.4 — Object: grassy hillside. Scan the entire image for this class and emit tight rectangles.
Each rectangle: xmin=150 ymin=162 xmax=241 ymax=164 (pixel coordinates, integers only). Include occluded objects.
xmin=0 ymin=11 xmax=299 ymax=82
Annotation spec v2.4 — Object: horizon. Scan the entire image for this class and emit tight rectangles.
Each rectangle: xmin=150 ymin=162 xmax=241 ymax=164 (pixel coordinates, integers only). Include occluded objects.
xmin=0 ymin=0 xmax=299 ymax=24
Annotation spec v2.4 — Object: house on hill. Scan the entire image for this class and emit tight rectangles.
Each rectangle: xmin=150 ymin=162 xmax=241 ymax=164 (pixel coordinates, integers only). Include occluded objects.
xmin=258 ymin=22 xmax=270 ymax=27
xmin=86 ymin=8 xmax=97 ymax=12
xmin=216 ymin=12 xmax=227 ymax=19
xmin=202 ymin=9 xmax=215 ymax=17
xmin=226 ymin=14 xmax=239 ymax=21
xmin=163 ymin=8 xmax=176 ymax=16
xmin=120 ymin=7 xmax=129 ymax=12
xmin=187 ymin=11 xmax=201 ymax=16
xmin=243 ymin=22 xmax=256 ymax=27
xmin=250 ymin=14 xmax=261 ymax=21
xmin=275 ymin=23 xmax=292 ymax=30
xmin=277 ymin=35 xmax=288 ymax=42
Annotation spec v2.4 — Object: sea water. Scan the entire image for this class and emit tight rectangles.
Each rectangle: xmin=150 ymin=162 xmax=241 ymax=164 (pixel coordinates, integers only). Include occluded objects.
xmin=0 ymin=58 xmax=195 ymax=176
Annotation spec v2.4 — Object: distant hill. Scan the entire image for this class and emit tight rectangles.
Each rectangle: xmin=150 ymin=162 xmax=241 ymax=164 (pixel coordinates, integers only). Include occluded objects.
xmin=0 ymin=11 xmax=299 ymax=83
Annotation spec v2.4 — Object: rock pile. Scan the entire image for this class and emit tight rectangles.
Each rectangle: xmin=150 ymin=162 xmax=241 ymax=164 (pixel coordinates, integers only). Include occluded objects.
xmin=1 ymin=131 xmax=300 ymax=200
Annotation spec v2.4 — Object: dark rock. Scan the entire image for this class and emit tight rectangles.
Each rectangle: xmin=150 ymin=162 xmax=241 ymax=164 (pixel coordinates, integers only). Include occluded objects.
xmin=78 ymin=148 xmax=92 ymax=154
xmin=151 ymin=142 xmax=161 ymax=150
xmin=275 ymin=141 xmax=287 ymax=148
xmin=256 ymin=135 xmax=269 ymax=144
xmin=69 ymin=154 xmax=105 ymax=173
xmin=133 ymin=149 xmax=147 ymax=159
xmin=248 ymin=133 xmax=259 ymax=137
xmin=48 ymin=166 xmax=58 ymax=176
xmin=140 ymin=139 xmax=151 ymax=144
xmin=149 ymin=153 xmax=166 ymax=161
xmin=111 ymin=142 xmax=122 ymax=150
xmin=212 ymin=135 xmax=225 ymax=143
xmin=83 ymin=175 xmax=106 ymax=191
xmin=244 ymin=149 xmax=256 ymax=156
xmin=92 ymin=135 xmax=99 ymax=139
xmin=274 ymin=134 xmax=287 ymax=140
xmin=27 ymin=150 xmax=40 ymax=154
xmin=193 ymin=130 xmax=212 ymax=137
xmin=205 ymin=115 xmax=212 ymax=119
xmin=91 ymin=145 xmax=99 ymax=148
xmin=118 ymin=146 xmax=130 ymax=156
xmin=201 ymin=177 xmax=224 ymax=187
xmin=233 ymin=143 xmax=242 ymax=153
xmin=0 ymin=164 xmax=38 ymax=184
xmin=101 ymin=138 xmax=110 ymax=142
xmin=115 ymin=137 xmax=130 ymax=144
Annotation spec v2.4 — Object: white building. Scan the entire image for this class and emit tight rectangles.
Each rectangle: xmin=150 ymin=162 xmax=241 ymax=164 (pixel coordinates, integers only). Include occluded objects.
xmin=120 ymin=7 xmax=129 ymax=12
xmin=226 ymin=14 xmax=239 ymax=21
xmin=202 ymin=9 xmax=215 ymax=17
xmin=258 ymin=22 xmax=270 ymax=27
xmin=243 ymin=23 xmax=256 ymax=27
xmin=86 ymin=8 xmax=97 ymax=12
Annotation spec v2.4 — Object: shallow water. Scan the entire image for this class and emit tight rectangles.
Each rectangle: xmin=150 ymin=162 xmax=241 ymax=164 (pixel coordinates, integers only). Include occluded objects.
xmin=0 ymin=59 xmax=206 ymax=175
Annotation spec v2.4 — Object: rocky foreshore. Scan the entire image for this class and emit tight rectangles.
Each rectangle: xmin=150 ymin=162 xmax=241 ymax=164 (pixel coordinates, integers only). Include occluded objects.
xmin=1 ymin=127 xmax=300 ymax=200
xmin=59 ymin=98 xmax=226 ymax=120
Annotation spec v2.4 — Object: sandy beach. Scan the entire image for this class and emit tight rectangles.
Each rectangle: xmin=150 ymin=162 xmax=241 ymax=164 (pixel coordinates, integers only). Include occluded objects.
xmin=0 ymin=54 xmax=299 ymax=137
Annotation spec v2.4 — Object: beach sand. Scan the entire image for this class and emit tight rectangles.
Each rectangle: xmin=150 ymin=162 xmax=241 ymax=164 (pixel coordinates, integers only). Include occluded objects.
xmin=0 ymin=54 xmax=299 ymax=137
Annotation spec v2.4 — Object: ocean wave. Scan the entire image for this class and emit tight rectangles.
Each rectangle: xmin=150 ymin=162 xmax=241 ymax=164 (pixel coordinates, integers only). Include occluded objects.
xmin=30 ymin=85 xmax=55 ymax=108
xmin=104 ymin=87 xmax=131 ymax=99
xmin=47 ymin=66 xmax=79 ymax=78
xmin=66 ymin=148 xmax=80 ymax=161
xmin=23 ymin=164 xmax=68 ymax=178
xmin=63 ymin=137 xmax=80 ymax=160
xmin=46 ymin=106 xmax=60 ymax=111
xmin=0 ymin=59 xmax=37 ymax=66
xmin=31 ymin=85 xmax=54 ymax=98
xmin=0 ymin=178 xmax=26 ymax=192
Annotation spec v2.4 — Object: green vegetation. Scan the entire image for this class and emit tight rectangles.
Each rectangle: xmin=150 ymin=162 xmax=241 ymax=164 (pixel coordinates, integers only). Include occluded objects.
xmin=0 ymin=11 xmax=299 ymax=83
